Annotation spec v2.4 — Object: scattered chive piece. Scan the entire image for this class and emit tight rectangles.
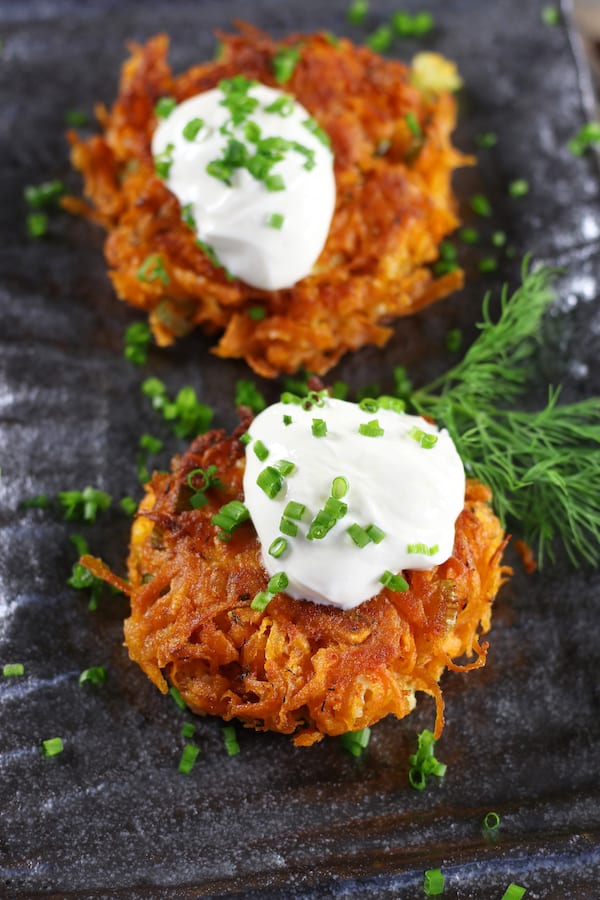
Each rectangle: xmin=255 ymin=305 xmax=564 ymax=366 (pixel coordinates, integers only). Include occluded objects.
xmin=478 ymin=256 xmax=498 ymax=274
xmin=492 ymin=230 xmax=507 ymax=247
xmin=408 ymin=425 xmax=438 ymax=449
xmin=283 ymin=414 xmax=292 ymax=426
xmin=501 ymin=886 xmax=526 ymax=900
xmin=359 ymin=419 xmax=384 ymax=437
xmin=235 ymin=378 xmax=266 ymax=414
xmin=182 ymin=722 xmax=196 ymax=739
xmin=366 ymin=25 xmax=393 ymax=53
xmin=542 ymin=5 xmax=560 ymax=26
xmin=268 ymin=536 xmax=288 ymax=558
xmin=423 ymin=868 xmax=445 ymax=896
xmin=41 ymin=737 xmax=64 ymax=757
xmin=142 ymin=377 xmax=213 ymax=438
xmin=331 ymin=380 xmax=349 ymax=400
xmin=347 ymin=523 xmax=371 ymax=548
xmin=79 ymin=666 xmax=107 ymax=686
xmin=323 ymin=31 xmax=340 ymax=47
xmin=26 ymin=212 xmax=48 ymax=238
xmin=239 ymin=433 xmax=252 ymax=446
xmin=509 ymin=178 xmax=529 ymax=198
xmin=178 ymin=743 xmax=200 ymax=774
xmin=459 ymin=227 xmax=479 ymax=244
xmin=58 ymin=486 xmax=111 ymax=522
xmin=483 ymin=811 xmax=501 ymax=832
xmin=393 ymin=366 xmax=412 ymax=400
xmin=408 ymin=728 xmax=446 ymax=790
xmin=339 ymin=726 xmax=371 ymax=757
xmin=324 ymin=496 xmax=348 ymax=520
xmin=568 ymin=122 xmax=600 ymax=156
xmin=211 ymin=500 xmax=250 ymax=538
xmin=169 ymin=685 xmax=187 ymax=711
xmin=68 ymin=534 xmax=105 ymax=610
xmin=405 ymin=112 xmax=422 ymax=138
xmin=154 ymin=142 xmax=174 ymax=178
xmin=407 ymin=542 xmax=439 ymax=555
xmin=366 ymin=524 xmax=385 ymax=544
xmin=445 ymin=328 xmax=462 ymax=353
xmin=24 ymin=180 xmax=66 ymax=208
xmin=377 ymin=395 xmax=405 ymax=413
xmin=265 ymin=94 xmax=295 ymax=116
xmin=120 ymin=496 xmax=137 ymax=516
xmin=154 ymin=96 xmax=177 ymax=119
xmin=312 ymin=418 xmax=327 ymax=437
xmin=137 ymin=254 xmax=169 ymax=285
xmin=267 ymin=212 xmax=285 ymax=229
xmin=251 ymin=590 xmax=273 ymax=612
xmin=223 ymin=724 xmax=240 ymax=756
xmin=359 ymin=397 xmax=379 ymax=414
xmin=253 ymin=440 xmax=269 ymax=461
xmin=265 ymin=173 xmax=286 ymax=192
xmin=280 ymin=516 xmax=298 ymax=537
xmin=248 ymin=305 xmax=266 ymax=321
xmin=267 ymin=572 xmax=289 ymax=593
xmin=182 ymin=117 xmax=204 ymax=140
xmin=65 ymin=109 xmax=89 ymax=127
xmin=380 ymin=570 xmax=409 ymax=592
xmin=347 ymin=0 xmax=368 ymax=25
xmin=22 ymin=494 xmax=50 ymax=509
xmin=307 ymin=509 xmax=337 ymax=540
xmin=332 ymin=476 xmax=349 ymax=499
xmin=124 ymin=320 xmax=152 ymax=365
xmin=3 ymin=663 xmax=24 ymax=677
xmin=476 ymin=131 xmax=498 ymax=148
xmin=470 ymin=194 xmax=492 ymax=217
xmin=272 ymin=45 xmax=301 ymax=84
xmin=356 ymin=383 xmax=381 ymax=403
xmin=274 ymin=459 xmax=295 ymax=476
xmin=284 ymin=500 xmax=306 ymax=520
xmin=392 ymin=11 xmax=434 ymax=36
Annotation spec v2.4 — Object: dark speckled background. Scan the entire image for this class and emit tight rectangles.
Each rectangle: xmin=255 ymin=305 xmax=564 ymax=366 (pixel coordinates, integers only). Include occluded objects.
xmin=1 ymin=1 xmax=600 ymax=897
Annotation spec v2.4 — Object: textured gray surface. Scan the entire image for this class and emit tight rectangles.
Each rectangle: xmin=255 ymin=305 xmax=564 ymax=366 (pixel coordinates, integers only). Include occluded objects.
xmin=1 ymin=0 xmax=600 ymax=897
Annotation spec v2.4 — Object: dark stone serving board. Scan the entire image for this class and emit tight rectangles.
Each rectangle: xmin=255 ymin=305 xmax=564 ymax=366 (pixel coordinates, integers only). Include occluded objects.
xmin=1 ymin=0 xmax=599 ymax=897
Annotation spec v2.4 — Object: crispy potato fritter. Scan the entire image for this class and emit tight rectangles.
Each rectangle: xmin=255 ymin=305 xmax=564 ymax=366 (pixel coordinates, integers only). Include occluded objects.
xmin=66 ymin=25 xmax=469 ymax=376
xmin=85 ymin=424 xmax=508 ymax=746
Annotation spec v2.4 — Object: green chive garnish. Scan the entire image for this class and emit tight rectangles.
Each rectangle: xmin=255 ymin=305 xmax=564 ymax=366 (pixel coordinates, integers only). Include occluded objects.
xmin=169 ymin=685 xmax=187 ymax=710
xmin=347 ymin=523 xmax=371 ymax=548
xmin=405 ymin=112 xmax=422 ymax=137
xmin=568 ymin=122 xmax=600 ymax=156
xmin=41 ymin=737 xmax=64 ymax=757
xmin=366 ymin=25 xmax=393 ymax=53
xmin=542 ymin=5 xmax=560 ymax=26
xmin=283 ymin=414 xmax=292 ymax=426
xmin=182 ymin=722 xmax=196 ymax=739
xmin=79 ymin=666 xmax=107 ymax=686
xmin=26 ymin=212 xmax=48 ymax=238
xmin=248 ymin=305 xmax=266 ymax=321
xmin=445 ymin=327 xmax=462 ymax=353
xmin=312 ymin=418 xmax=327 ymax=437
xmin=223 ymin=724 xmax=240 ymax=756
xmin=253 ymin=440 xmax=269 ymax=461
xmin=366 ymin=524 xmax=385 ymax=544
xmin=358 ymin=419 xmax=384 ymax=437
xmin=272 ymin=45 xmax=301 ymax=84
xmin=423 ymin=868 xmax=445 ymax=896
xmin=178 ymin=743 xmax=200 ymax=774
xmin=470 ymin=194 xmax=492 ymax=217
xmin=137 ymin=254 xmax=169 ymax=285
xmin=408 ymin=728 xmax=446 ymax=790
xmin=509 ymin=178 xmax=529 ymax=198
xmin=3 ymin=663 xmax=24 ymax=677
xmin=347 ymin=0 xmax=368 ymax=25
xmin=478 ymin=256 xmax=498 ymax=274
xmin=476 ymin=131 xmax=498 ymax=148
xmin=483 ymin=811 xmax=501 ymax=833
xmin=501 ymin=886 xmax=526 ymax=900
xmin=124 ymin=320 xmax=152 ymax=365
xmin=265 ymin=94 xmax=295 ymax=117
xmin=24 ymin=180 xmax=66 ymax=208
xmin=332 ymin=476 xmax=349 ymax=499
xmin=265 ymin=173 xmax=285 ymax=192
xmin=284 ymin=501 xmax=306 ymax=520
xmin=251 ymin=590 xmax=273 ymax=611
xmin=280 ymin=516 xmax=298 ymax=537
xmin=267 ymin=212 xmax=285 ymax=229
xmin=459 ymin=227 xmax=479 ymax=244
xmin=380 ymin=570 xmax=409 ymax=592
xmin=408 ymin=426 xmax=438 ymax=448
xmin=154 ymin=96 xmax=176 ymax=119
xmin=182 ymin=117 xmax=204 ymax=140
xmin=339 ymin=726 xmax=371 ymax=756
xmin=407 ymin=542 xmax=439 ymax=555
xmin=324 ymin=497 xmax=347 ymax=520
xmin=377 ymin=395 xmax=405 ymax=414
xmin=267 ymin=572 xmax=289 ymax=593
xmin=268 ymin=536 xmax=288 ymax=558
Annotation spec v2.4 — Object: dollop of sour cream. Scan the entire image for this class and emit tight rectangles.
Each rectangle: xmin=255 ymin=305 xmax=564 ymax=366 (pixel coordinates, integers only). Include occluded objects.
xmin=243 ymin=397 xmax=466 ymax=611
xmin=151 ymin=80 xmax=336 ymax=290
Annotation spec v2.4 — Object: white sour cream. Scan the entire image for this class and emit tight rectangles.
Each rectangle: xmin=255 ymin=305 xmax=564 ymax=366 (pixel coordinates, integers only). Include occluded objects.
xmin=151 ymin=82 xmax=336 ymax=290
xmin=243 ymin=397 xmax=466 ymax=611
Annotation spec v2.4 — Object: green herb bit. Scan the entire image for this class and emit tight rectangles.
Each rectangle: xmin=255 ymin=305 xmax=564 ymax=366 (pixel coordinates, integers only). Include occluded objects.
xmin=483 ymin=811 xmax=501 ymax=832
xmin=324 ymin=496 xmax=348 ymax=520
xmin=178 ymin=743 xmax=200 ymax=774
xmin=408 ymin=728 xmax=446 ymax=790
xmin=284 ymin=500 xmax=306 ymax=520
xmin=265 ymin=173 xmax=285 ymax=192
xmin=331 ymin=476 xmax=349 ymax=499
xmin=307 ymin=509 xmax=336 ymax=540
xmin=509 ymin=178 xmax=529 ymax=198
xmin=235 ymin=378 xmax=266 ymax=414
xmin=239 ymin=433 xmax=252 ymax=447
xmin=347 ymin=0 xmax=368 ymax=25
xmin=568 ymin=122 xmax=600 ymax=156
xmin=170 ymin=685 xmax=187 ymax=711
xmin=253 ymin=440 xmax=269 ymax=462
xmin=223 ymin=724 xmax=240 ymax=756
xmin=408 ymin=425 xmax=437 ymax=449
xmin=59 ymin=486 xmax=111 ymax=522
xmin=358 ymin=419 xmax=384 ymax=437
xmin=366 ymin=25 xmax=393 ymax=53
xmin=26 ymin=212 xmax=48 ymax=238
xmin=269 ymin=536 xmax=288 ymax=558
xmin=124 ymin=320 xmax=152 ymax=364
xmin=248 ymin=305 xmax=266 ymax=321
xmin=283 ymin=414 xmax=292 ymax=426
xmin=405 ymin=111 xmax=422 ymax=138
xmin=312 ymin=418 xmax=328 ymax=437
xmin=423 ymin=868 xmax=445 ymax=896
xmin=445 ymin=327 xmax=462 ymax=353
xmin=211 ymin=500 xmax=250 ymax=538
xmin=380 ymin=570 xmax=409 ymax=592
xmin=377 ymin=395 xmax=405 ymax=413
xmin=267 ymin=212 xmax=285 ymax=229
xmin=347 ymin=523 xmax=371 ymax=548
xmin=542 ymin=5 xmax=560 ymax=26
xmin=3 ymin=663 xmax=24 ymax=677
xmin=476 ymin=131 xmax=498 ymax=148
xmin=65 ymin=109 xmax=89 ymax=127
xmin=323 ymin=31 xmax=340 ymax=47
xmin=459 ymin=227 xmax=479 ymax=244
xmin=358 ymin=397 xmax=380 ymax=413
xmin=68 ymin=534 xmax=104 ymax=611
xmin=407 ymin=542 xmax=439 ymax=555
xmin=41 ymin=737 xmax=64 ymax=757
xmin=182 ymin=117 xmax=204 ymax=141
xmin=478 ymin=256 xmax=498 ymax=274
xmin=393 ymin=366 xmax=412 ymax=400
xmin=272 ymin=45 xmax=301 ymax=84
xmin=22 ymin=494 xmax=50 ymax=509
xmin=492 ymin=230 xmax=507 ymax=247
xmin=339 ymin=726 xmax=371 ymax=757
xmin=470 ymin=194 xmax=492 ymax=217
xmin=79 ymin=666 xmax=107 ymax=686
xmin=265 ymin=94 xmax=295 ymax=117
xmin=302 ymin=117 xmax=331 ymax=149
xmin=280 ymin=516 xmax=298 ymax=537
xmin=267 ymin=572 xmax=289 ymax=593
xmin=24 ymin=179 xmax=66 ymax=208
xmin=257 ymin=466 xmax=284 ymax=499
xmin=181 ymin=722 xmax=196 ymax=739
xmin=154 ymin=142 xmax=174 ymax=178
xmin=331 ymin=380 xmax=349 ymax=400
xmin=120 ymin=496 xmax=137 ymax=515
xmin=187 ymin=465 xmax=221 ymax=509
xmin=251 ymin=590 xmax=273 ymax=611
xmin=433 ymin=259 xmax=459 ymax=276
xmin=392 ymin=11 xmax=434 ymax=37
xmin=142 ymin=377 xmax=213 ymax=439
xmin=137 ymin=254 xmax=169 ymax=285
xmin=154 ymin=96 xmax=177 ymax=119
xmin=366 ymin=524 xmax=385 ymax=544
xmin=501 ymin=886 xmax=526 ymax=900
xmin=181 ymin=203 xmax=196 ymax=230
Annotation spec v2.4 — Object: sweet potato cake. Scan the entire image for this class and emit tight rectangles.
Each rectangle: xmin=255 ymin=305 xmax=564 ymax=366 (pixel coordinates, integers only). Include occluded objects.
xmin=85 ymin=419 xmax=508 ymax=747
xmin=66 ymin=24 xmax=468 ymax=377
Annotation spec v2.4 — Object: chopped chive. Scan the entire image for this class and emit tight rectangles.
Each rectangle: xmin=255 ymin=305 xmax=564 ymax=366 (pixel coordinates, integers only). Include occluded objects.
xmin=182 ymin=117 xmax=204 ymax=140
xmin=393 ymin=365 xmax=412 ymax=400
xmin=476 ymin=131 xmax=498 ymax=148
xmin=26 ymin=212 xmax=48 ymax=237
xmin=377 ymin=395 xmax=405 ymax=413
xmin=347 ymin=0 xmax=368 ymax=25
xmin=120 ymin=495 xmax=138 ymax=516
xmin=65 ymin=109 xmax=89 ymax=127
xmin=268 ymin=536 xmax=288 ymax=558
xmin=331 ymin=380 xmax=349 ymax=400
xmin=240 ymin=434 xmax=252 ymax=448
xmin=211 ymin=500 xmax=250 ymax=536
xmin=380 ymin=570 xmax=409 ymax=592
xmin=154 ymin=96 xmax=177 ymax=119
xmin=41 ymin=737 xmax=64 ymax=757
xmin=470 ymin=194 xmax=492 ymax=217
xmin=366 ymin=524 xmax=385 ymax=544
xmin=542 ymin=5 xmax=560 ymax=26
xmin=251 ymin=590 xmax=273 ymax=611
xmin=405 ymin=112 xmax=422 ymax=137
xmin=154 ymin=142 xmax=174 ymax=178
xmin=366 ymin=25 xmax=393 ymax=52
xmin=223 ymin=724 xmax=240 ymax=756
xmin=280 ymin=391 xmax=302 ymax=405
xmin=445 ymin=327 xmax=462 ymax=353
xmin=265 ymin=173 xmax=285 ymax=192
xmin=347 ymin=523 xmax=371 ymax=548
xmin=339 ymin=726 xmax=371 ymax=756
xmin=358 ymin=397 xmax=380 ymax=413
xmin=58 ymin=486 xmax=112 ymax=522
xmin=312 ymin=418 xmax=327 ymax=437
xmin=459 ymin=227 xmax=479 ymax=244
xmin=272 ymin=45 xmax=301 ymax=84
xmin=137 ymin=254 xmax=169 ymax=285
xmin=423 ymin=868 xmax=445 ymax=896
xmin=265 ymin=94 xmax=295 ymax=116
xmin=332 ymin=476 xmax=349 ymax=499
xmin=501 ymin=886 xmax=526 ymax=900
xmin=302 ymin=117 xmax=331 ymax=149
xmin=324 ymin=496 xmax=348 ymax=520
xmin=408 ymin=728 xmax=446 ymax=790
xmin=408 ymin=425 xmax=438 ymax=448
xmin=124 ymin=320 xmax=152 ymax=365
xmin=267 ymin=212 xmax=285 ymax=229
xmin=280 ymin=516 xmax=298 ymax=537
xmin=248 ymin=305 xmax=266 ymax=321
xmin=79 ymin=666 xmax=107 ymax=686
xmin=182 ymin=722 xmax=196 ymax=739
xmin=358 ymin=419 xmax=384 ymax=437
xmin=274 ymin=459 xmax=295 ymax=476
xmin=253 ymin=440 xmax=269 ymax=461
xmin=407 ymin=542 xmax=439 ymax=555
xmin=492 ymin=230 xmax=507 ymax=247
xmin=483 ymin=811 xmax=501 ymax=832
xmin=478 ymin=256 xmax=498 ymax=274
xmin=284 ymin=500 xmax=306 ymax=520
xmin=283 ymin=414 xmax=292 ymax=426
xmin=509 ymin=178 xmax=529 ymax=198
xmin=306 ymin=509 xmax=337 ymax=540
xmin=267 ymin=571 xmax=289 ymax=593
xmin=169 ymin=685 xmax=187 ymax=711
xmin=24 ymin=180 xmax=66 ymax=208
xmin=178 ymin=743 xmax=200 ymax=774
xmin=3 ymin=663 xmax=24 ymax=677
xmin=568 ymin=122 xmax=600 ymax=156
xmin=22 ymin=494 xmax=50 ymax=509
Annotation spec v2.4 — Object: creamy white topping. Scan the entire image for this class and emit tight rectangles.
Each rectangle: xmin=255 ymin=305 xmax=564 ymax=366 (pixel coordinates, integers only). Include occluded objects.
xmin=243 ymin=397 xmax=466 ymax=611
xmin=151 ymin=82 xmax=336 ymax=290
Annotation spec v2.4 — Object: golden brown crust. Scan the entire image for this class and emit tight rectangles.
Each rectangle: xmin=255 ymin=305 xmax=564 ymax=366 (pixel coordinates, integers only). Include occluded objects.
xmin=118 ymin=426 xmax=509 ymax=746
xmin=66 ymin=25 xmax=469 ymax=376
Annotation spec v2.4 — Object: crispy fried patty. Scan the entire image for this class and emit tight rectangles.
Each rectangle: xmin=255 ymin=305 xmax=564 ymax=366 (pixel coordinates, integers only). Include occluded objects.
xmin=66 ymin=25 xmax=468 ymax=377
xmin=87 ymin=423 xmax=508 ymax=746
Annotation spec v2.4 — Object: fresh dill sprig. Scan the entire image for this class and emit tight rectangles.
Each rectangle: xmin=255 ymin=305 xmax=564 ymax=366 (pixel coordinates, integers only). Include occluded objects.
xmin=410 ymin=259 xmax=600 ymax=567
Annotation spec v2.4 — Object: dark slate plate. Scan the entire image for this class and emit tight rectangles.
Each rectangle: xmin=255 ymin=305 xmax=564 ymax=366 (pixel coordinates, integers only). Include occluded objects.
xmin=1 ymin=1 xmax=600 ymax=897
